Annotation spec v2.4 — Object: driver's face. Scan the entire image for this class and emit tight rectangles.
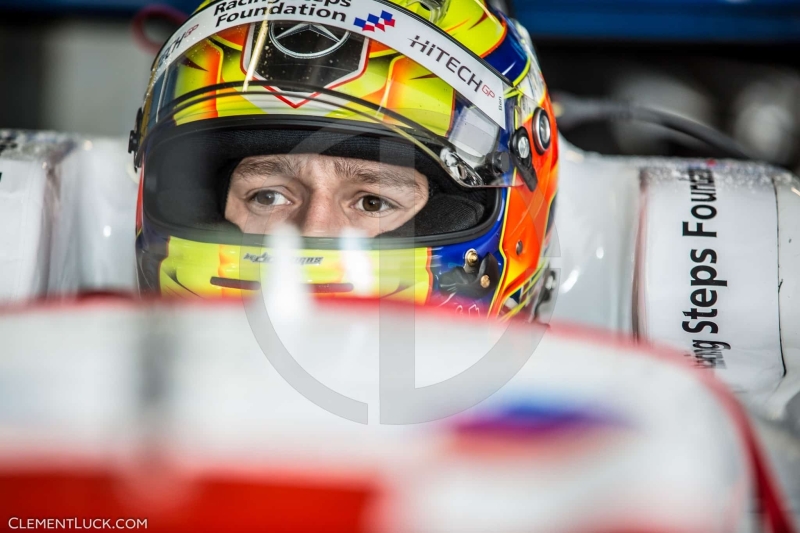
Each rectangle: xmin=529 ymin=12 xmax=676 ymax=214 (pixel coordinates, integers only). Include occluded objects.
xmin=225 ymin=154 xmax=429 ymax=237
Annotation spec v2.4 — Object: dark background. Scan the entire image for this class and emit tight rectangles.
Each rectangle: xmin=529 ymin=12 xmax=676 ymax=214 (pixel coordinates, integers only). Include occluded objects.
xmin=1 ymin=0 xmax=799 ymax=171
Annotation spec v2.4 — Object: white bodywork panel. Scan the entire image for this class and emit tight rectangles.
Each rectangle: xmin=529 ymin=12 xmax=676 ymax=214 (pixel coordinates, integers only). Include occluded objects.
xmin=773 ymin=176 xmax=800 ymax=431
xmin=546 ymin=147 xmax=641 ymax=333
xmin=547 ymin=142 xmax=800 ymax=425
xmin=637 ymin=165 xmax=783 ymax=404
xmin=0 ymin=301 xmax=752 ymax=533
xmin=0 ymin=131 xmax=137 ymax=301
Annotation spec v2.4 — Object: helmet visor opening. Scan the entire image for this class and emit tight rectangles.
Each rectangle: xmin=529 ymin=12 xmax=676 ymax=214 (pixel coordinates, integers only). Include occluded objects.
xmin=143 ymin=116 xmax=501 ymax=246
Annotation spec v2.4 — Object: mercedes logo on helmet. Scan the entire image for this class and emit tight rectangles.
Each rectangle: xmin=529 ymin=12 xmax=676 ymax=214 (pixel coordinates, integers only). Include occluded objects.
xmin=269 ymin=23 xmax=350 ymax=59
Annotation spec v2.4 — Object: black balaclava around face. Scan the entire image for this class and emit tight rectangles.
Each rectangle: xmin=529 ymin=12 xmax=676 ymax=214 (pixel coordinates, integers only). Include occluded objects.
xmin=148 ymin=127 xmax=491 ymax=236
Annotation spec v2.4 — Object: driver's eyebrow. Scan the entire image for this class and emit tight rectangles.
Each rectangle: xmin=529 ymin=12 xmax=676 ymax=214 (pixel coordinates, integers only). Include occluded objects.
xmin=333 ymin=158 xmax=422 ymax=192
xmin=234 ymin=155 xmax=299 ymax=181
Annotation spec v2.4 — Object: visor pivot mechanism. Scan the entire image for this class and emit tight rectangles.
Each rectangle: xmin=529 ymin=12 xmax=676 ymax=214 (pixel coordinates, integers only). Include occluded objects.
xmin=477 ymin=151 xmax=512 ymax=183
xmin=510 ymin=128 xmax=538 ymax=191
xmin=515 ymin=132 xmax=531 ymax=160
xmin=533 ymin=107 xmax=552 ymax=154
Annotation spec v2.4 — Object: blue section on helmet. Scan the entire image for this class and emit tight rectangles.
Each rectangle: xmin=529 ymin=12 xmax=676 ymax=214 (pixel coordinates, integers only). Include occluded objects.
xmin=483 ymin=15 xmax=530 ymax=84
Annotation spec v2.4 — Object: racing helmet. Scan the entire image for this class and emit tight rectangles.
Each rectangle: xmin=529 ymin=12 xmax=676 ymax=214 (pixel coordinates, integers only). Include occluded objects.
xmin=130 ymin=0 xmax=558 ymax=319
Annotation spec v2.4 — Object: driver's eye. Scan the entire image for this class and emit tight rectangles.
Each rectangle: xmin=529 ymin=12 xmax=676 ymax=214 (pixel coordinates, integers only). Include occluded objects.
xmin=252 ymin=190 xmax=289 ymax=206
xmin=361 ymin=195 xmax=384 ymax=212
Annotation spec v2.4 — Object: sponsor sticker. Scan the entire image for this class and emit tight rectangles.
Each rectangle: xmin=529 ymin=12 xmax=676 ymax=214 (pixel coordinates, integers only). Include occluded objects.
xmin=640 ymin=165 xmax=783 ymax=399
xmin=153 ymin=0 xmax=508 ymax=126
xmin=353 ymin=10 xmax=395 ymax=31
xmin=244 ymin=252 xmax=324 ymax=265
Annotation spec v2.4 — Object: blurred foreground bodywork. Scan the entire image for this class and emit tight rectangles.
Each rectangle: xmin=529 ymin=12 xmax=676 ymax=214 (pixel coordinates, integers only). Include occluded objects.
xmin=0 ymin=297 xmax=791 ymax=533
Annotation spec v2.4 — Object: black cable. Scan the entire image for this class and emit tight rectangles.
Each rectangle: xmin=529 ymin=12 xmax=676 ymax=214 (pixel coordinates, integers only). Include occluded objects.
xmin=554 ymin=93 xmax=753 ymax=160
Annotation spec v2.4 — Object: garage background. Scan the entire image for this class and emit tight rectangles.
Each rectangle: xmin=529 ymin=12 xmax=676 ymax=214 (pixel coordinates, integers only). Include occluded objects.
xmin=1 ymin=0 xmax=799 ymax=171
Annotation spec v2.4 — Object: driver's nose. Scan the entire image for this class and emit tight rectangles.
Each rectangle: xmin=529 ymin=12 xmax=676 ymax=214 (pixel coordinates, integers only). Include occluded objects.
xmin=296 ymin=192 xmax=347 ymax=238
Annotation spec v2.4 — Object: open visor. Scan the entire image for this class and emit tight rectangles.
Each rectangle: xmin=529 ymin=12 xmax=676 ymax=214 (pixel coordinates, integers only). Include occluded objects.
xmin=136 ymin=8 xmax=538 ymax=241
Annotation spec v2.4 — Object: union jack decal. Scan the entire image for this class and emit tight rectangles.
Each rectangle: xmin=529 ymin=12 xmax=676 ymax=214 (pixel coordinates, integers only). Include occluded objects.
xmin=353 ymin=10 xmax=396 ymax=32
